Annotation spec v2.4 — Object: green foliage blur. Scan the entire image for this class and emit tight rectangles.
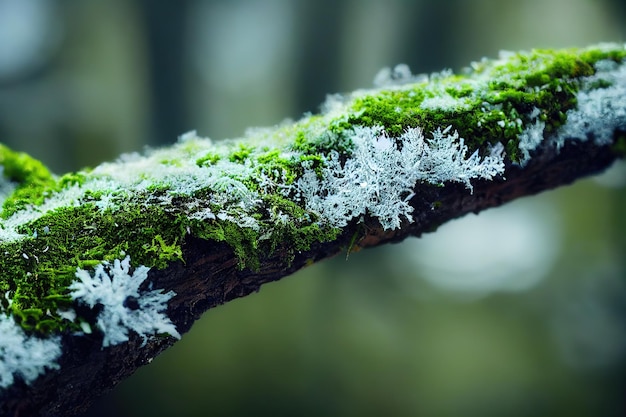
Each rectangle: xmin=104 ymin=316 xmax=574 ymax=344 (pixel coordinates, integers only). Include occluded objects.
xmin=1 ymin=1 xmax=625 ymax=416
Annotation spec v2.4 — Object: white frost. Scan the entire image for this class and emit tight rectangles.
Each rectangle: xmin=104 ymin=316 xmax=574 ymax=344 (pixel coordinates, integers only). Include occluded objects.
xmin=0 ymin=313 xmax=62 ymax=388
xmin=555 ymin=59 xmax=626 ymax=148
xmin=518 ymin=117 xmax=546 ymax=166
xmin=69 ymin=256 xmax=181 ymax=347
xmin=297 ymin=125 xmax=505 ymax=230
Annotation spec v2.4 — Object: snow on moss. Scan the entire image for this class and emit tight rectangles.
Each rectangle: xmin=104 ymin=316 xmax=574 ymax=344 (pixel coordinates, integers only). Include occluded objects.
xmin=69 ymin=256 xmax=180 ymax=347
xmin=0 ymin=313 xmax=61 ymax=388
xmin=518 ymin=118 xmax=546 ymax=166
xmin=555 ymin=58 xmax=626 ymax=149
xmin=513 ymin=46 xmax=626 ymax=164
xmin=0 ymin=132 xmax=263 ymax=243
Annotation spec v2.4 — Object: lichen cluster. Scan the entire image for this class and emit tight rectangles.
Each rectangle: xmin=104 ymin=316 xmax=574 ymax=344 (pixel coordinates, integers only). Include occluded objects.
xmin=1 ymin=43 xmax=625 ymax=388
xmin=69 ymin=256 xmax=180 ymax=347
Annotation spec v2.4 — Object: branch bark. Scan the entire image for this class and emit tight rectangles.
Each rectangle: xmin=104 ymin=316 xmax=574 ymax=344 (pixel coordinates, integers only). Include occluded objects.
xmin=1 ymin=43 xmax=625 ymax=416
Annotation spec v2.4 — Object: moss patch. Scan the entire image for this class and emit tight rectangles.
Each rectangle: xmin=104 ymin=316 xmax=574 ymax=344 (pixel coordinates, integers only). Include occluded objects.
xmin=0 ymin=169 xmax=340 ymax=333
xmin=0 ymin=144 xmax=57 ymax=218
xmin=196 ymin=152 xmax=221 ymax=167
xmin=0 ymin=200 xmax=188 ymax=332
xmin=344 ymin=48 xmax=626 ymax=163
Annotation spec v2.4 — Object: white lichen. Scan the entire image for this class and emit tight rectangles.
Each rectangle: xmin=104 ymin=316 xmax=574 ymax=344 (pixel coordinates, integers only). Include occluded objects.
xmin=0 ymin=313 xmax=62 ymax=388
xmin=420 ymin=94 xmax=473 ymax=111
xmin=296 ymin=125 xmax=505 ymax=230
xmin=69 ymin=256 xmax=181 ymax=347
xmin=0 ymin=132 xmax=264 ymax=244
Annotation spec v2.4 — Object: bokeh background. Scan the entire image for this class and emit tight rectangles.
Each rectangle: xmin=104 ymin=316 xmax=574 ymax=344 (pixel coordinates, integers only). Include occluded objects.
xmin=1 ymin=1 xmax=626 ymax=416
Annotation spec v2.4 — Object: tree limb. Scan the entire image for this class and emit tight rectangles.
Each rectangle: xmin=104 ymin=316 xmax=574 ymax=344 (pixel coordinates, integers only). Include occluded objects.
xmin=1 ymin=43 xmax=625 ymax=416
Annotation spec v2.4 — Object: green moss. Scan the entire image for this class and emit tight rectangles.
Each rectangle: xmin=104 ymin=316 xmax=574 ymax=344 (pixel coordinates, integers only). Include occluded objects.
xmin=186 ymin=192 xmax=340 ymax=270
xmin=256 ymin=149 xmax=286 ymax=165
xmin=190 ymin=218 xmax=261 ymax=270
xmin=229 ymin=143 xmax=255 ymax=163
xmin=298 ymin=154 xmax=325 ymax=178
xmin=159 ymin=158 xmax=183 ymax=167
xmin=0 ymin=144 xmax=57 ymax=218
xmin=146 ymin=183 xmax=172 ymax=194
xmin=344 ymin=47 xmax=625 ymax=163
xmin=255 ymin=149 xmax=299 ymax=184
xmin=262 ymin=193 xmax=340 ymax=253
xmin=196 ymin=152 xmax=221 ymax=167
xmin=578 ymin=47 xmax=626 ymax=65
xmin=56 ymin=172 xmax=88 ymax=189
xmin=349 ymin=86 xmax=533 ymax=160
xmin=145 ymin=235 xmax=184 ymax=268
xmin=350 ymin=88 xmax=427 ymax=136
xmin=1 ymin=171 xmax=343 ymax=332
xmin=292 ymin=122 xmax=354 ymax=156
xmin=1 ymin=199 xmax=187 ymax=332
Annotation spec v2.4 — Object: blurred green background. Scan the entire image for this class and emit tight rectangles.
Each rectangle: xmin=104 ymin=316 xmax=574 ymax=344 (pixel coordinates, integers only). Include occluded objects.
xmin=1 ymin=1 xmax=625 ymax=416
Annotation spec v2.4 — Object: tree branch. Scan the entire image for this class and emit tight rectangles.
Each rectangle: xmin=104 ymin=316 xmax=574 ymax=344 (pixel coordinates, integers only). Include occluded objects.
xmin=1 ymin=43 xmax=625 ymax=416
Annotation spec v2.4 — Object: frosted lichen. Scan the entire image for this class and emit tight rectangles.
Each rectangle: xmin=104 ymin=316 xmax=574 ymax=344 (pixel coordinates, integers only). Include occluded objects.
xmin=0 ymin=313 xmax=61 ymax=388
xmin=69 ymin=256 xmax=180 ymax=347
xmin=297 ymin=125 xmax=505 ymax=230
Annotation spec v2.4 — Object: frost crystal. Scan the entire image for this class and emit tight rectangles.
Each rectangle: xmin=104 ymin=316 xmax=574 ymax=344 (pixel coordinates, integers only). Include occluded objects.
xmin=518 ymin=117 xmax=546 ymax=166
xmin=0 ymin=314 xmax=62 ymax=388
xmin=297 ymin=125 xmax=505 ymax=230
xmin=69 ymin=256 xmax=181 ymax=347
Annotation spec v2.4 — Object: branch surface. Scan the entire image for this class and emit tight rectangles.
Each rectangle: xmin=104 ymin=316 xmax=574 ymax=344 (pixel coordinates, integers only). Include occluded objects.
xmin=1 ymin=43 xmax=625 ymax=416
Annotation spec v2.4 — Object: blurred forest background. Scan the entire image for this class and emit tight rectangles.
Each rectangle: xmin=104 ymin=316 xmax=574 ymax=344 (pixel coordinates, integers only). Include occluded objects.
xmin=1 ymin=0 xmax=625 ymax=416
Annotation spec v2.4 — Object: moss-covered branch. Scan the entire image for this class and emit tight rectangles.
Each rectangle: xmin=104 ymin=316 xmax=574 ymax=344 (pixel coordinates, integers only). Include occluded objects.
xmin=2 ymin=43 xmax=626 ymax=416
